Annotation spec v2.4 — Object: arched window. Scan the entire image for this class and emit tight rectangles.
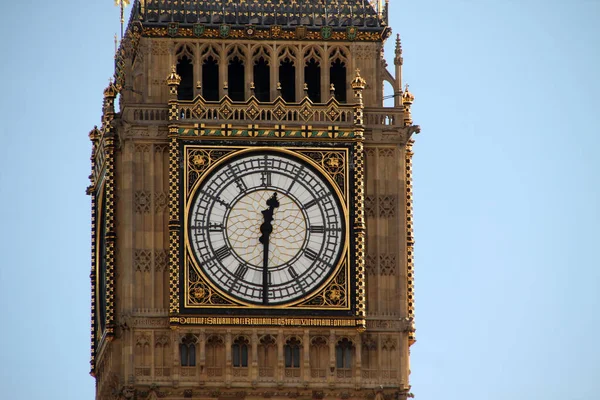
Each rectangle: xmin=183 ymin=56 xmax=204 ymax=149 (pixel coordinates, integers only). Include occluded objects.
xmin=329 ymin=48 xmax=348 ymax=103
xmin=180 ymin=334 xmax=197 ymax=367
xmin=309 ymin=336 xmax=328 ymax=379
xmin=206 ymin=335 xmax=225 ymax=377
xmin=135 ymin=334 xmax=151 ymax=376
xmin=258 ymin=335 xmax=276 ymax=378
xmin=304 ymin=47 xmax=322 ymax=103
xmin=202 ymin=55 xmax=219 ymax=101
xmin=279 ymin=48 xmax=296 ymax=102
xmin=155 ymin=335 xmax=171 ymax=377
xmin=335 ymin=338 xmax=354 ymax=378
xmin=284 ymin=337 xmax=301 ymax=368
xmin=330 ymin=59 xmax=347 ymax=102
xmin=227 ymin=47 xmax=246 ymax=101
xmin=253 ymin=47 xmax=271 ymax=102
xmin=232 ymin=336 xmax=249 ymax=368
xmin=176 ymin=55 xmax=194 ymax=100
xmin=361 ymin=335 xmax=378 ymax=380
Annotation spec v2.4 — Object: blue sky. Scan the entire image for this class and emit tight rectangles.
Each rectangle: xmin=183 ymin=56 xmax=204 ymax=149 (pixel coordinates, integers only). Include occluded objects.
xmin=0 ymin=1 xmax=598 ymax=399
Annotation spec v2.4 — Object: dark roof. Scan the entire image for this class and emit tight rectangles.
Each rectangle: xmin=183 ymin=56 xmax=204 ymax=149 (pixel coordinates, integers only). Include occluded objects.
xmin=134 ymin=0 xmax=386 ymax=30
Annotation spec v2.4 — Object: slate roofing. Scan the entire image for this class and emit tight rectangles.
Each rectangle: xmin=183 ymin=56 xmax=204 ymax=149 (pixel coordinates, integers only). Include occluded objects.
xmin=134 ymin=0 xmax=387 ymax=30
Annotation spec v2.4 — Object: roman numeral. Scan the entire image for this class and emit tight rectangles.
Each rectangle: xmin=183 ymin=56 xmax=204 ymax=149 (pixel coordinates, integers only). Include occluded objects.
xmin=288 ymin=266 xmax=298 ymax=279
xmin=309 ymin=225 xmax=325 ymax=234
xmin=234 ymin=263 xmax=248 ymax=279
xmin=209 ymin=222 xmax=224 ymax=232
xmin=215 ymin=245 xmax=231 ymax=261
xmin=304 ymin=199 xmax=317 ymax=209
xmin=261 ymin=171 xmax=272 ymax=187
xmin=304 ymin=248 xmax=318 ymax=261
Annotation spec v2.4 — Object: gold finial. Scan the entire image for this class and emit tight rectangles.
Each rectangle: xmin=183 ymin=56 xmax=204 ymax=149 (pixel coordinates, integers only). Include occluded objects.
xmin=114 ymin=0 xmax=131 ymax=38
xmin=351 ymin=69 xmax=366 ymax=90
xmin=104 ymin=78 xmax=117 ymax=98
xmin=166 ymin=65 xmax=181 ymax=86
xmin=402 ymin=84 xmax=415 ymax=103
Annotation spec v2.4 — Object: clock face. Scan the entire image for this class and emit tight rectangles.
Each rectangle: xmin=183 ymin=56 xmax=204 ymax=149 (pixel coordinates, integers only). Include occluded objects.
xmin=187 ymin=151 xmax=346 ymax=305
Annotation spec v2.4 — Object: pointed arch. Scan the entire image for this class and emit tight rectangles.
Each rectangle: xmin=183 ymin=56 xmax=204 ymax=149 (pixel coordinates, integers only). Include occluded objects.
xmin=201 ymin=45 xmax=221 ymax=101
xmin=303 ymin=46 xmax=323 ymax=103
xmin=258 ymin=334 xmax=277 ymax=378
xmin=329 ymin=46 xmax=349 ymax=102
xmin=335 ymin=337 xmax=354 ymax=378
xmin=278 ymin=46 xmax=297 ymax=102
xmin=226 ymin=45 xmax=247 ymax=101
xmin=205 ymin=334 xmax=225 ymax=377
xmin=309 ymin=336 xmax=328 ymax=379
xmin=176 ymin=45 xmax=194 ymax=100
xmin=252 ymin=45 xmax=272 ymax=102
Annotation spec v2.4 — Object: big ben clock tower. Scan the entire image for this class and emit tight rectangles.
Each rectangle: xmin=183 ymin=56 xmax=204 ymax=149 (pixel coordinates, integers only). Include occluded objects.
xmin=88 ymin=1 xmax=420 ymax=400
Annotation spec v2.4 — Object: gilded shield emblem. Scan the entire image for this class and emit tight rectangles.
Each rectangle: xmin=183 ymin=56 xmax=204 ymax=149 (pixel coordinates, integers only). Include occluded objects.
xmin=321 ymin=26 xmax=332 ymax=40
xmin=346 ymin=27 xmax=358 ymax=41
xmin=194 ymin=24 xmax=205 ymax=37
xmin=271 ymin=25 xmax=282 ymax=38
xmin=168 ymin=22 xmax=179 ymax=37
xmin=220 ymin=24 xmax=231 ymax=38
xmin=296 ymin=26 xmax=307 ymax=40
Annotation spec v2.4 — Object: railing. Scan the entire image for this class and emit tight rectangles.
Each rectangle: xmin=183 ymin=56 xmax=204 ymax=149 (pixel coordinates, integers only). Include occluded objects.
xmin=337 ymin=368 xmax=352 ymax=379
xmin=364 ymin=107 xmax=406 ymax=127
xmin=284 ymin=367 xmax=301 ymax=378
xmin=381 ymin=369 xmax=398 ymax=380
xmin=311 ymin=368 xmax=327 ymax=379
xmin=123 ymin=103 xmax=407 ymax=129
xmin=207 ymin=367 xmax=224 ymax=377
xmin=362 ymin=369 xmax=379 ymax=379
xmin=134 ymin=367 xmax=151 ymax=377
xmin=259 ymin=367 xmax=275 ymax=378
xmin=180 ymin=366 xmax=196 ymax=377
xmin=177 ymin=97 xmax=355 ymax=125
xmin=233 ymin=367 xmax=249 ymax=377
xmin=154 ymin=367 xmax=171 ymax=377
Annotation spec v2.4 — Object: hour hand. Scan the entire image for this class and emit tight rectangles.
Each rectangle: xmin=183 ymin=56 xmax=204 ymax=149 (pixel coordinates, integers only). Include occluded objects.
xmin=260 ymin=193 xmax=279 ymax=305
xmin=259 ymin=193 xmax=279 ymax=244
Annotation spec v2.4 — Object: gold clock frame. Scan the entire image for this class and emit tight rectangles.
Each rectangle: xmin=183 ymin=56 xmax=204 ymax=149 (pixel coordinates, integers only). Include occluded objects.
xmin=182 ymin=145 xmax=350 ymax=310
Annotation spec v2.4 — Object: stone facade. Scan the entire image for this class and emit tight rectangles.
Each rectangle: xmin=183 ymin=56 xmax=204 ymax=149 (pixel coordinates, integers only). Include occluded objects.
xmin=88 ymin=2 xmax=419 ymax=400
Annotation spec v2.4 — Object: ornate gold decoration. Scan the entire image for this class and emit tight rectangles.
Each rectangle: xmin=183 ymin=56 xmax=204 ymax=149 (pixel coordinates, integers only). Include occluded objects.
xmin=353 ymin=139 xmax=367 ymax=330
xmin=187 ymin=259 xmax=235 ymax=306
xmin=179 ymin=145 xmax=352 ymax=312
xmin=296 ymin=260 xmax=347 ymax=308
xmin=293 ymin=149 xmax=347 ymax=196
xmin=405 ymin=140 xmax=416 ymax=344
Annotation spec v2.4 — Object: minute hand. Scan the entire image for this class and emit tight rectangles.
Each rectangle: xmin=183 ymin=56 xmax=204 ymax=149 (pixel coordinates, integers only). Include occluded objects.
xmin=259 ymin=193 xmax=280 ymax=305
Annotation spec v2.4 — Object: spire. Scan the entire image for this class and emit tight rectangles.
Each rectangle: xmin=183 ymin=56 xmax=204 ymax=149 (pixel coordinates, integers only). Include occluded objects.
xmin=394 ymin=34 xmax=403 ymax=65
xmin=114 ymin=0 xmax=130 ymax=39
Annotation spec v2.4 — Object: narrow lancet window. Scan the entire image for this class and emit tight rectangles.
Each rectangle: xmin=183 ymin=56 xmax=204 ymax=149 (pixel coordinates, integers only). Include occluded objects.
xmin=254 ymin=57 xmax=270 ymax=102
xmin=202 ymin=56 xmax=219 ymax=101
xmin=305 ymin=58 xmax=321 ymax=103
xmin=176 ymin=55 xmax=194 ymax=100
xmin=330 ymin=59 xmax=347 ymax=102
xmin=279 ymin=59 xmax=296 ymax=102
xmin=228 ymin=56 xmax=245 ymax=101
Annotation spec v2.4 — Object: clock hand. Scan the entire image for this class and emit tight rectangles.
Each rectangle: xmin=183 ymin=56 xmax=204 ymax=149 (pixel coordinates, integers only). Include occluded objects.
xmin=259 ymin=192 xmax=280 ymax=305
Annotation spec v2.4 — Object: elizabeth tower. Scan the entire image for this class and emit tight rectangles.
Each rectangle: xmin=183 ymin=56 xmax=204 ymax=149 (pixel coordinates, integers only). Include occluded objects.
xmin=88 ymin=1 xmax=420 ymax=400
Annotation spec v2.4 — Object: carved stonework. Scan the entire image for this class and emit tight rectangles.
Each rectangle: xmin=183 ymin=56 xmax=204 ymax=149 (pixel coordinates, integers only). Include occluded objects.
xmin=134 ymin=249 xmax=152 ymax=272
xmin=134 ymin=191 xmax=152 ymax=213
xmin=379 ymin=255 xmax=397 ymax=276
xmin=378 ymin=195 xmax=396 ymax=218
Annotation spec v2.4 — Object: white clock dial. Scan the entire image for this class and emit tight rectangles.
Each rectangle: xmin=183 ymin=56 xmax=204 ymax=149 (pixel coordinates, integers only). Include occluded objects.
xmin=188 ymin=151 xmax=345 ymax=305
